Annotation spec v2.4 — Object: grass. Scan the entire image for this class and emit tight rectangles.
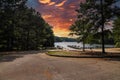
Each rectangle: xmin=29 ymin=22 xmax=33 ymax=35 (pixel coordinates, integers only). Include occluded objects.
xmin=47 ymin=51 xmax=80 ymax=56
xmin=47 ymin=50 xmax=120 ymax=58
xmin=47 ymin=50 xmax=102 ymax=55
xmin=47 ymin=50 xmax=106 ymax=58
xmin=48 ymin=51 xmax=71 ymax=55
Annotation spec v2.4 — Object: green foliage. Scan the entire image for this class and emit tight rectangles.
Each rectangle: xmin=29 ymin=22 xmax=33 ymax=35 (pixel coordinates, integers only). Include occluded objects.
xmin=0 ymin=0 xmax=54 ymax=51
xmin=113 ymin=17 xmax=120 ymax=47
xmin=54 ymin=36 xmax=76 ymax=42
xmin=54 ymin=36 xmax=63 ymax=42
xmin=115 ymin=42 xmax=120 ymax=48
xmin=69 ymin=0 xmax=119 ymax=45
xmin=91 ymin=30 xmax=114 ymax=44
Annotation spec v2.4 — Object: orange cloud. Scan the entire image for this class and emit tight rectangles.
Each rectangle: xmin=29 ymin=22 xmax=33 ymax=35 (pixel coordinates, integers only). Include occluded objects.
xmin=55 ymin=0 xmax=67 ymax=7
xmin=39 ymin=0 xmax=51 ymax=4
xmin=42 ymin=14 xmax=52 ymax=19
xmin=53 ymin=28 xmax=70 ymax=37
xmin=38 ymin=0 xmax=56 ymax=6
xmin=69 ymin=19 xmax=73 ymax=21
xmin=36 ymin=0 xmax=85 ymax=37
xmin=42 ymin=14 xmax=74 ymax=37
xmin=48 ymin=2 xmax=55 ymax=6
xmin=70 ymin=5 xmax=76 ymax=8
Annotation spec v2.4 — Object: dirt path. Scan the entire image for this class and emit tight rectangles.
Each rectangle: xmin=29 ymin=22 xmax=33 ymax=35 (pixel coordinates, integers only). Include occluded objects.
xmin=0 ymin=52 xmax=120 ymax=80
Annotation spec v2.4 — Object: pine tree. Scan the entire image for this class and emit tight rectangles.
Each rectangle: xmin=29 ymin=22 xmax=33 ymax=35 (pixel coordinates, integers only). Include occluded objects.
xmin=0 ymin=0 xmax=54 ymax=51
xmin=69 ymin=0 xmax=120 ymax=53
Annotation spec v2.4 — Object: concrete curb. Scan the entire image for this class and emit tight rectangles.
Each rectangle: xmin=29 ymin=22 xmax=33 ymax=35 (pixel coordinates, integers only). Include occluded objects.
xmin=46 ymin=53 xmax=105 ymax=58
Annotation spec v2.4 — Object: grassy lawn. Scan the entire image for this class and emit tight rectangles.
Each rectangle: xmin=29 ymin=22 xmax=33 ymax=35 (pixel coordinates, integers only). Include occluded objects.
xmin=47 ymin=49 xmax=120 ymax=58
xmin=47 ymin=51 xmax=81 ymax=56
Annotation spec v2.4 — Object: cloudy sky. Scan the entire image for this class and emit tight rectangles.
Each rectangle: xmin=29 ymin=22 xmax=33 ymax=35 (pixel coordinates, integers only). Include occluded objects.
xmin=27 ymin=0 xmax=84 ymax=37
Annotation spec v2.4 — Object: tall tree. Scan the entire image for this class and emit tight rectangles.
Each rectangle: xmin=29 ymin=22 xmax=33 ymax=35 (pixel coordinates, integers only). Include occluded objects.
xmin=70 ymin=0 xmax=120 ymax=53
xmin=0 ymin=0 xmax=54 ymax=51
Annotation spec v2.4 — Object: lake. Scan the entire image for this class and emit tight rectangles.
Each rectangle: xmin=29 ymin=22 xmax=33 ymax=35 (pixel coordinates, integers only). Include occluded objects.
xmin=54 ymin=42 xmax=114 ymax=50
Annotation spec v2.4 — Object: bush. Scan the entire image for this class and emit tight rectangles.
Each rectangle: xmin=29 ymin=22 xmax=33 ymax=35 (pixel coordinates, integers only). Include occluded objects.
xmin=115 ymin=42 xmax=120 ymax=48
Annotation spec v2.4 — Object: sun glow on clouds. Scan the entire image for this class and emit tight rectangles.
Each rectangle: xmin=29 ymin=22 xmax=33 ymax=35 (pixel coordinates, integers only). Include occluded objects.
xmin=36 ymin=0 xmax=84 ymax=37
xmin=39 ymin=0 xmax=51 ymax=4
xmin=38 ymin=0 xmax=67 ymax=6
xmin=48 ymin=2 xmax=55 ymax=6
xmin=42 ymin=14 xmax=52 ymax=19
xmin=55 ymin=0 xmax=67 ymax=7
xmin=39 ymin=0 xmax=55 ymax=6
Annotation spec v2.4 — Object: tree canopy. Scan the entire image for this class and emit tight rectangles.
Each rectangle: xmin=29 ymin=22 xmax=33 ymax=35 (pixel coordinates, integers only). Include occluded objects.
xmin=0 ymin=0 xmax=54 ymax=51
xmin=69 ymin=0 xmax=120 ymax=51
xmin=113 ymin=16 xmax=120 ymax=47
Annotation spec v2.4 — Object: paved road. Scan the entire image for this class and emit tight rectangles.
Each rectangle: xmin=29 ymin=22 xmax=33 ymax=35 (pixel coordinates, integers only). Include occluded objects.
xmin=0 ymin=52 xmax=120 ymax=80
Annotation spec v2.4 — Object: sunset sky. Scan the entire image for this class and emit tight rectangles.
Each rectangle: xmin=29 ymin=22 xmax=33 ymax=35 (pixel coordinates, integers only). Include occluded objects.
xmin=27 ymin=0 xmax=84 ymax=37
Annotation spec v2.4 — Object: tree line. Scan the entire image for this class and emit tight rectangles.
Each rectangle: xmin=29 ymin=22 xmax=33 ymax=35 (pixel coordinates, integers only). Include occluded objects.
xmin=55 ymin=36 xmax=77 ymax=42
xmin=69 ymin=0 xmax=120 ymax=50
xmin=0 ymin=0 xmax=54 ymax=51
